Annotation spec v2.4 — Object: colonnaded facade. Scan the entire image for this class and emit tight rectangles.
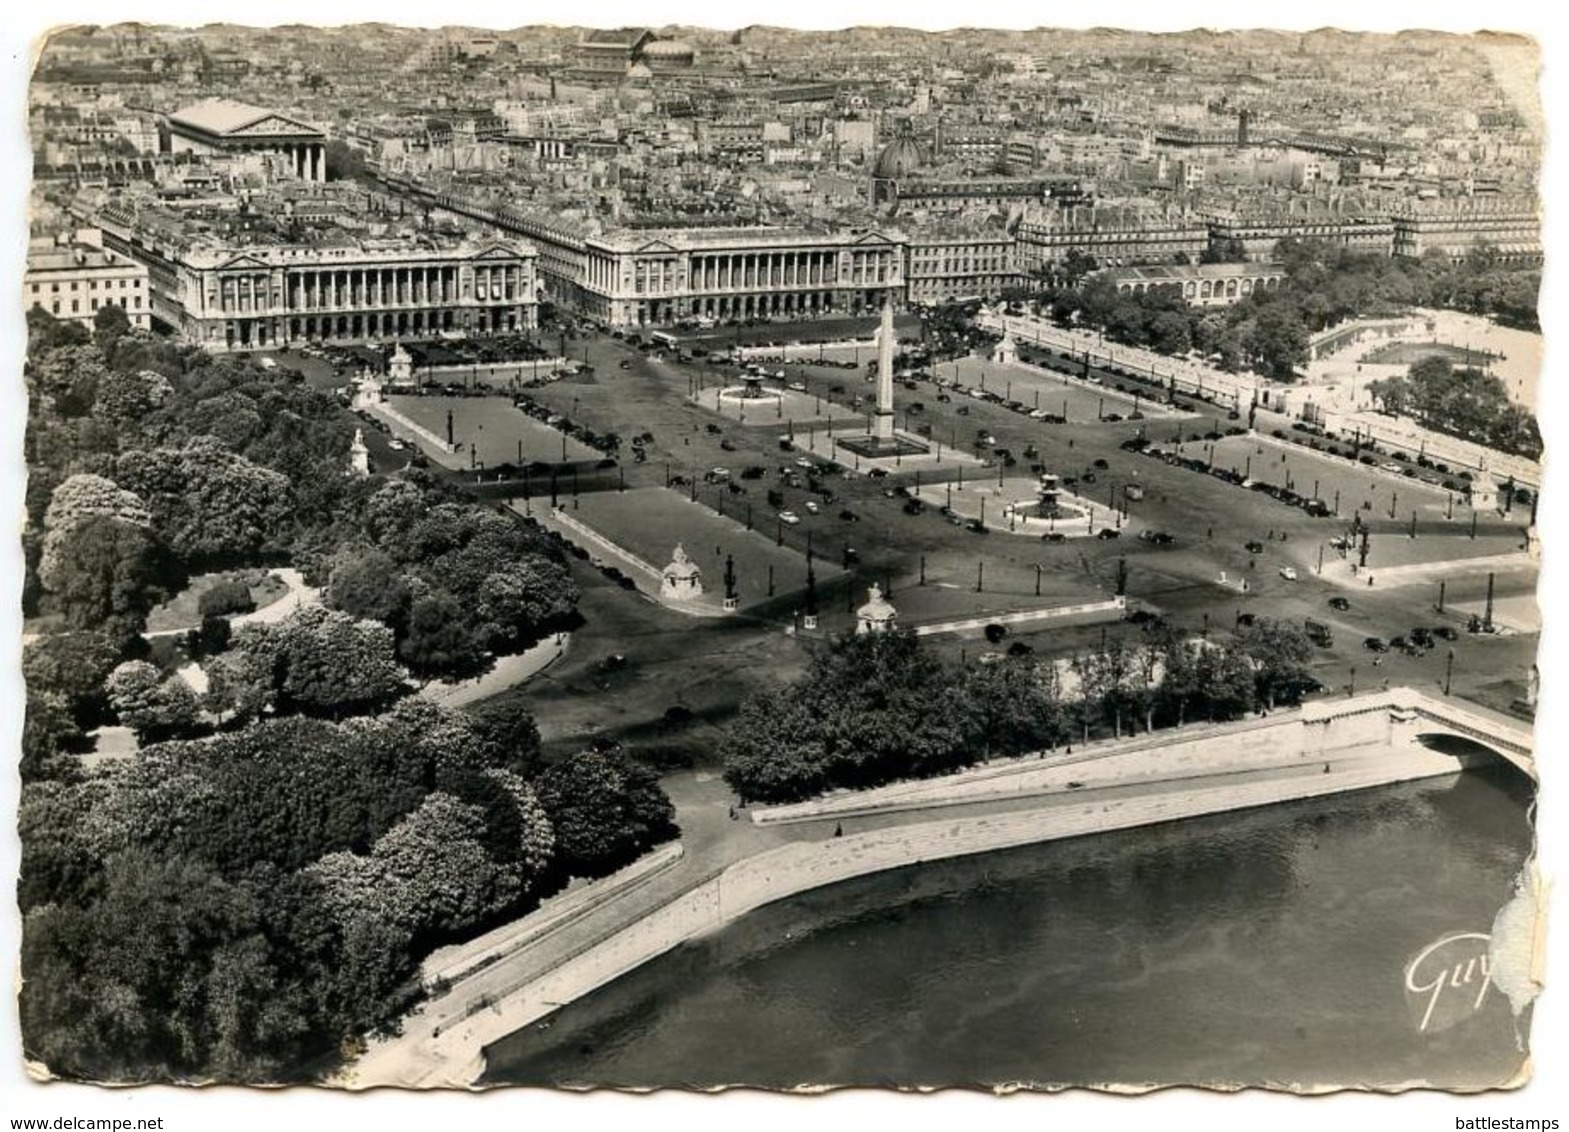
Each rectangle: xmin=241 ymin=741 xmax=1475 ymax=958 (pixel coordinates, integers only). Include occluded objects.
xmin=506 ymin=215 xmax=906 ymax=328
xmin=97 ymin=206 xmax=537 ymax=350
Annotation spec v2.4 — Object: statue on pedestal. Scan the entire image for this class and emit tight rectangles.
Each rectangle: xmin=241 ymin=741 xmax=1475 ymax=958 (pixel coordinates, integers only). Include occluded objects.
xmin=348 ymin=428 xmax=370 ymax=477
xmin=660 ymin=544 xmax=704 ymax=602
xmin=856 ymin=583 xmax=898 ymax=635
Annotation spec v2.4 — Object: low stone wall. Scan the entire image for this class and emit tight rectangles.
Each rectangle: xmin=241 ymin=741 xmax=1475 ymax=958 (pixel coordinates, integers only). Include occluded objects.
xmin=911 ymin=596 xmax=1126 ymax=637
xmin=751 ymin=710 xmax=1307 ymax=824
xmin=421 ymin=843 xmax=684 ymax=988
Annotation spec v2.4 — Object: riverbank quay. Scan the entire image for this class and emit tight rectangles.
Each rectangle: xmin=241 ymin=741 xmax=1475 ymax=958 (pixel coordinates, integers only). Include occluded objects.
xmin=338 ymin=687 xmax=1530 ymax=1089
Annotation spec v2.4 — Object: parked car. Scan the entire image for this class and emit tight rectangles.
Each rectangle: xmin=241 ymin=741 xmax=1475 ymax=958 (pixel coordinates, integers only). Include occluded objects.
xmin=1435 ymin=626 xmax=1460 ymax=641
xmin=778 ymin=510 xmax=801 ymax=525
xmin=1364 ymin=637 xmax=1388 ymax=652
xmin=804 ymin=501 xmax=820 ymax=515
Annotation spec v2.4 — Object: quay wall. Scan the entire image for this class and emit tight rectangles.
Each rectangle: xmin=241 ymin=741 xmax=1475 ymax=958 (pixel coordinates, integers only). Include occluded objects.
xmin=446 ymin=738 xmax=1475 ymax=1084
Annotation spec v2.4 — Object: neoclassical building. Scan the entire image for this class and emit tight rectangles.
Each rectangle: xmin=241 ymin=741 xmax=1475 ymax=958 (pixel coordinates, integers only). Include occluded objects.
xmin=494 ymin=212 xmax=905 ymax=328
xmin=1389 ymin=198 xmax=1541 ymax=264
xmin=97 ymin=206 xmax=537 ymax=350
xmin=166 ymin=99 xmax=329 ymax=182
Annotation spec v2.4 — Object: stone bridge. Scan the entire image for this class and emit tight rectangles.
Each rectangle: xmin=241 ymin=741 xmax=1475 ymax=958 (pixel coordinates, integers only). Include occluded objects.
xmin=1301 ymin=687 xmax=1534 ymax=782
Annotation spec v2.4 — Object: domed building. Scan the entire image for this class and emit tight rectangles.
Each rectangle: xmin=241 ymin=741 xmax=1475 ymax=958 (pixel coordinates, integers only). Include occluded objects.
xmin=642 ymin=38 xmax=697 ymax=71
xmin=870 ymin=132 xmax=928 ymax=206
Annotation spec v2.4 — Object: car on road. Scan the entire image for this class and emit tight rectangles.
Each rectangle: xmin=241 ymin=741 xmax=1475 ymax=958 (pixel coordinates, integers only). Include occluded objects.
xmin=902 ymin=498 xmax=926 ymax=515
xmin=1364 ymin=637 xmax=1388 ymax=652
xmin=867 ymin=467 xmax=890 ymax=478
xmin=1410 ymin=627 xmax=1436 ymax=648
xmin=787 ymin=382 xmax=807 ymax=392
xmin=1329 ymin=596 xmax=1352 ymax=612
xmin=387 ymin=439 xmax=407 ymax=451
xmin=1096 ymin=528 xmax=1121 ymax=540
xmin=1435 ymin=626 xmax=1459 ymax=641
xmin=1279 ymin=566 xmax=1299 ymax=581
xmin=804 ymin=501 xmax=820 ymax=515
xmin=778 ymin=510 xmax=801 ymax=525
xmin=720 ymin=439 xmax=737 ymax=451
xmin=1041 ymin=531 xmax=1067 ymax=543
xmin=1092 ymin=458 xmax=1109 ymax=470
xmin=966 ymin=519 xmax=989 ymax=534
xmin=1245 ymin=540 xmax=1265 ymax=554
xmin=619 ymin=360 xmax=632 ymax=369
xmin=795 ymin=457 xmax=816 ymax=469
xmin=839 ymin=509 xmax=860 ymax=522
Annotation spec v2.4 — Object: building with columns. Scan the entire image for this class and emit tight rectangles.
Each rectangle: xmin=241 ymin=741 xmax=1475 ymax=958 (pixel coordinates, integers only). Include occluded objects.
xmin=1094 ymin=261 xmax=1287 ymax=307
xmin=166 ymin=99 xmax=328 ymax=182
xmin=96 ymin=203 xmax=537 ymax=351
xmin=496 ymin=212 xmax=905 ymax=328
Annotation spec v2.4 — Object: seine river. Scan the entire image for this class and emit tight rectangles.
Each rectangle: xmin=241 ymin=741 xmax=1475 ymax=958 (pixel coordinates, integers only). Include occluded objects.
xmin=485 ymin=764 xmax=1535 ymax=1091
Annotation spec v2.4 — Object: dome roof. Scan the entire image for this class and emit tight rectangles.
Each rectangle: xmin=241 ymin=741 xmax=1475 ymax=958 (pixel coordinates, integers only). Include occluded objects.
xmin=873 ymin=135 xmax=926 ymax=181
xmin=643 ymin=38 xmax=695 ymax=62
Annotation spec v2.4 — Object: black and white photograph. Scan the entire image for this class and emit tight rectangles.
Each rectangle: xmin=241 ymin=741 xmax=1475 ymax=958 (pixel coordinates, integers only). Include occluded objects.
xmin=4 ymin=0 xmax=1562 ymax=1124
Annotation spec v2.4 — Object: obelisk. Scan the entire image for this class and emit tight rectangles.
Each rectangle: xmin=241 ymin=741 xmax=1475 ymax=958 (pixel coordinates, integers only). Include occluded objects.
xmin=872 ymin=291 xmax=896 ymax=443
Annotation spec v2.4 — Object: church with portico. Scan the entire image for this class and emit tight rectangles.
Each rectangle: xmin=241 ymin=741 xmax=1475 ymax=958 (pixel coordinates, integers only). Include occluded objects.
xmin=166 ymin=99 xmax=329 ymax=182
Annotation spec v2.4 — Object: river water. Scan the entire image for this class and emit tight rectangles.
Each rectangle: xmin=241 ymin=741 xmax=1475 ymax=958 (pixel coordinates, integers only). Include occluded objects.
xmin=485 ymin=765 xmax=1535 ymax=1092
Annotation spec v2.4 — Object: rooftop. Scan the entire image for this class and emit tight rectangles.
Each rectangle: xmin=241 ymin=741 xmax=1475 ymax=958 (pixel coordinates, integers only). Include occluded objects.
xmin=168 ymin=98 xmax=324 ymax=139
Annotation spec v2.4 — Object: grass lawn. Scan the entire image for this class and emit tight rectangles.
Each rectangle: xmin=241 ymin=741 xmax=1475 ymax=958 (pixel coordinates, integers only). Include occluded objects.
xmin=145 ymin=570 xmax=290 ymax=633
xmin=388 ymin=394 xmax=603 ymax=465
xmin=944 ymin=355 xmax=1182 ymax=421
xmin=568 ymin=487 xmax=843 ymax=611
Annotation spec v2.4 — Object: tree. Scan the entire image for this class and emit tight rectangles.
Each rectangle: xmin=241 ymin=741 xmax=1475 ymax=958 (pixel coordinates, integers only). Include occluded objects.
xmin=40 ymin=473 xmax=154 ymax=582
xmin=231 ymin=605 xmax=404 ymax=718
xmin=1148 ymin=310 xmax=1193 ymax=356
xmin=466 ymin=696 xmax=545 ymax=777
xmin=957 ymin=658 xmax=1065 ymax=759
xmin=325 ymin=546 xmax=411 ymax=627
xmin=1233 ymin=620 xmax=1314 ymax=709
xmin=115 ymin=437 xmax=295 ymax=566
xmin=92 ymin=303 xmax=132 ymax=356
xmin=40 ymin=514 xmax=181 ymax=645
xmin=723 ymin=688 xmax=831 ymax=803
xmin=21 ymin=849 xmax=317 ymax=1082
xmin=367 ymin=792 xmax=514 ymax=936
xmin=22 ymin=631 xmax=121 ymax=729
xmin=26 ymin=308 xmax=91 ymax=359
xmin=399 ymin=591 xmax=489 ymax=682
xmin=473 ymin=558 xmax=578 ymax=647
xmin=535 ymin=749 xmax=678 ymax=878
xmin=105 ymin=660 xmax=201 ymax=743
xmin=93 ymin=367 xmax=172 ymax=426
